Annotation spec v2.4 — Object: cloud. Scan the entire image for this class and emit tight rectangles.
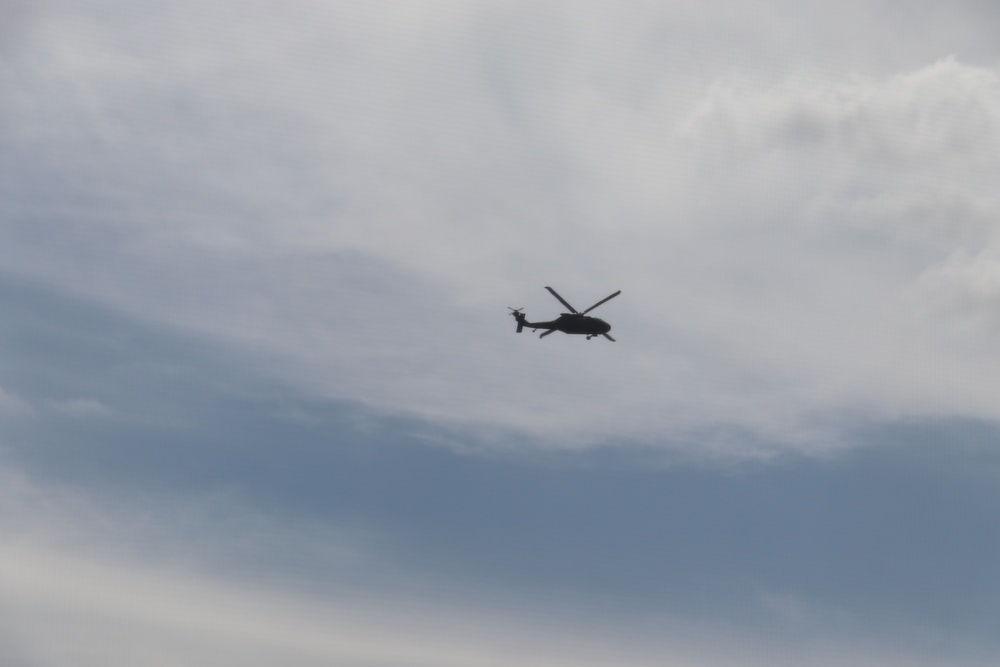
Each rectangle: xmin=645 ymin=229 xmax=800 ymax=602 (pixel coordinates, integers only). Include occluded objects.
xmin=0 ymin=387 xmax=33 ymax=416
xmin=5 ymin=1 xmax=1000 ymax=457
xmin=664 ymin=57 xmax=1000 ymax=422
xmin=4 ymin=6 xmax=1000 ymax=665
xmin=0 ymin=391 xmax=112 ymax=422
xmin=0 ymin=463 xmax=729 ymax=667
xmin=1 ymin=259 xmax=998 ymax=664
xmin=1 ymin=453 xmax=993 ymax=667
xmin=46 ymin=397 xmax=113 ymax=418
xmin=0 ymin=544 xmax=755 ymax=667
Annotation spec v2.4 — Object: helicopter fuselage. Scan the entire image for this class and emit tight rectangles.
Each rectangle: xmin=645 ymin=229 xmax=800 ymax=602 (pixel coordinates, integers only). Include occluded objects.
xmin=519 ymin=313 xmax=611 ymax=336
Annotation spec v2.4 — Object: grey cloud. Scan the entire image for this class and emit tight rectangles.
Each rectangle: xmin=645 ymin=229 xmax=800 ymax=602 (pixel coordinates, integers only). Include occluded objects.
xmin=5 ymin=4 xmax=1000 ymax=665
xmin=0 ymin=255 xmax=998 ymax=664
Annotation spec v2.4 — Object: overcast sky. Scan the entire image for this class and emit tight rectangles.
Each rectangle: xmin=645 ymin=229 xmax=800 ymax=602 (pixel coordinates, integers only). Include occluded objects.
xmin=4 ymin=1 xmax=1000 ymax=665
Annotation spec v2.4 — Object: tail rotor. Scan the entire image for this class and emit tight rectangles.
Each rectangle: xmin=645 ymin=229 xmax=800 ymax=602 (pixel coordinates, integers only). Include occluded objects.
xmin=508 ymin=307 xmax=525 ymax=333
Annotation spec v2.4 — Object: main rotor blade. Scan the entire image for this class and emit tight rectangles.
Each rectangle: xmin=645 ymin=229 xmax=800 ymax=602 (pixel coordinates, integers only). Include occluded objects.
xmin=544 ymin=286 xmax=578 ymax=313
xmin=538 ymin=328 xmax=557 ymax=339
xmin=582 ymin=290 xmax=621 ymax=314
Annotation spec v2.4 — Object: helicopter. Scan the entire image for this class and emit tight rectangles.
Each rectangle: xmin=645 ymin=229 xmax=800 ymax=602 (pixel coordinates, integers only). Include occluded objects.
xmin=509 ymin=286 xmax=621 ymax=341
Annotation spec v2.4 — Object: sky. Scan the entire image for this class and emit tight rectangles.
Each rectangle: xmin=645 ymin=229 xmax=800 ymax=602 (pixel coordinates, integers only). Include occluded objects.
xmin=3 ymin=0 xmax=1000 ymax=664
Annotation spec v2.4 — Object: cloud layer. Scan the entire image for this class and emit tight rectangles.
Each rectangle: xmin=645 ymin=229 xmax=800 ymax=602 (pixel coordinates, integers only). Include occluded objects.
xmin=5 ymin=7 xmax=1000 ymax=661
xmin=6 ymin=2 xmax=1000 ymax=456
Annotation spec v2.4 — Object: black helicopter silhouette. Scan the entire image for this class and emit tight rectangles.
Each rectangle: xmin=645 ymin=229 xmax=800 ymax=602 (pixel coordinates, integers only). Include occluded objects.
xmin=509 ymin=286 xmax=621 ymax=341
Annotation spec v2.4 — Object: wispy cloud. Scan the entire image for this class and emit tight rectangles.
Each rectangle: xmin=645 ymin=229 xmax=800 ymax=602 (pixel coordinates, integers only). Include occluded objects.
xmin=1 ymin=456 xmax=988 ymax=667
xmin=0 ymin=387 xmax=33 ymax=416
xmin=0 ymin=463 xmax=717 ymax=667
xmin=45 ymin=397 xmax=113 ymax=418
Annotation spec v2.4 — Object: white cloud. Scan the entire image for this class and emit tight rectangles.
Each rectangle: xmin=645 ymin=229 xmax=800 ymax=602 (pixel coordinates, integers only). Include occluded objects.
xmin=5 ymin=1 xmax=1000 ymax=456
